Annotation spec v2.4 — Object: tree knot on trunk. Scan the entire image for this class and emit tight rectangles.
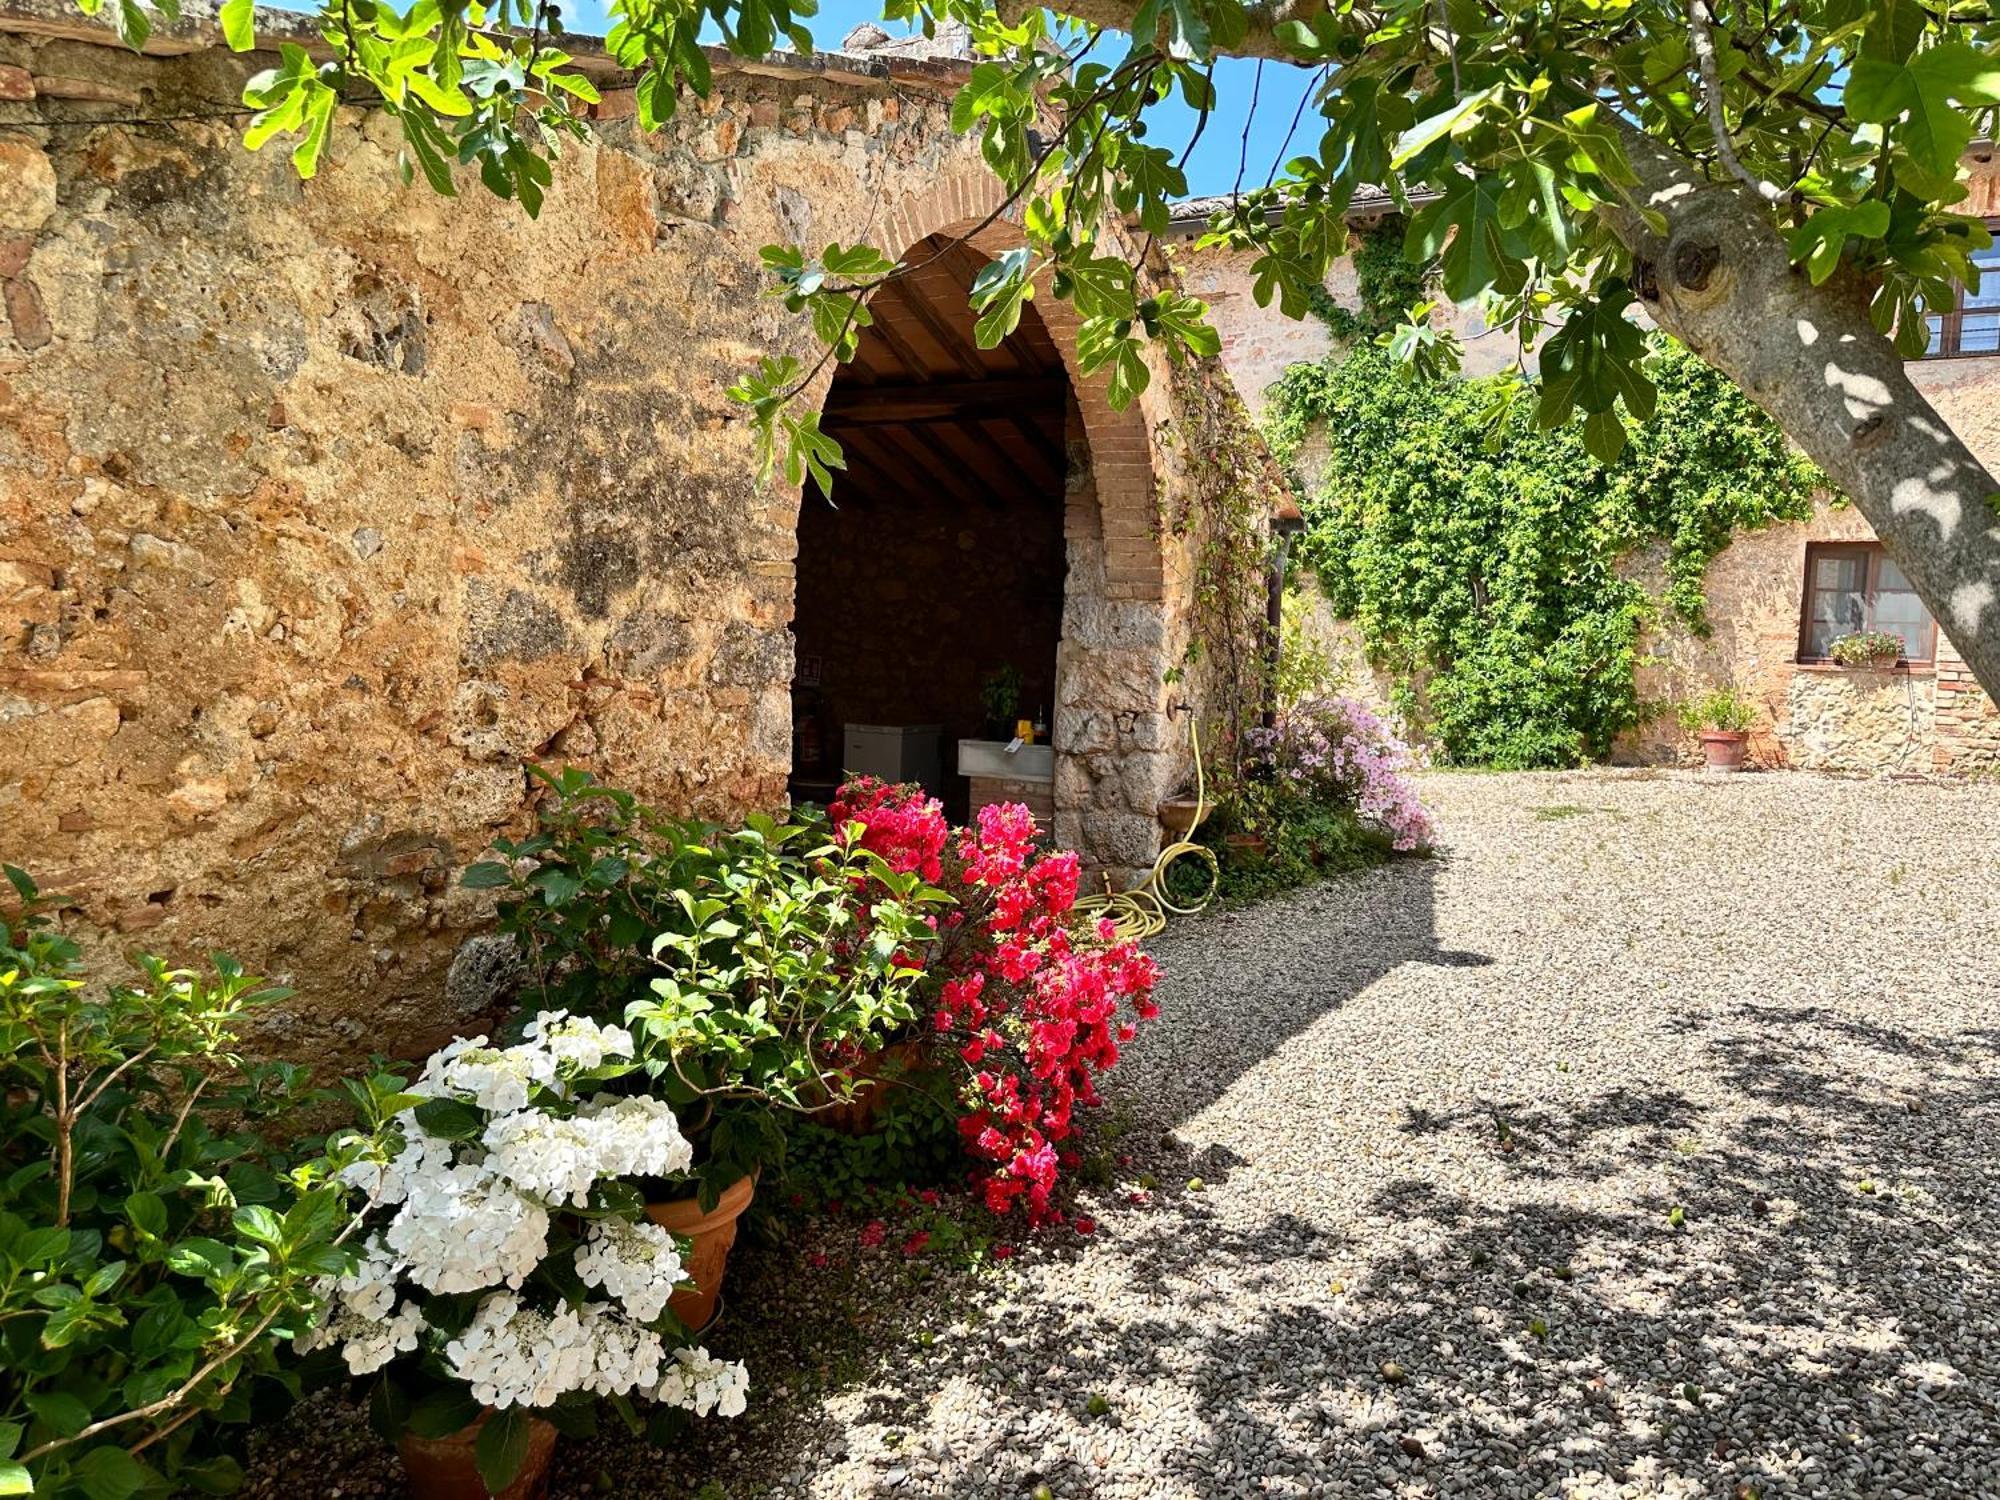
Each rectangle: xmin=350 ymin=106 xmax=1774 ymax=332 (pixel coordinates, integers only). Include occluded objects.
xmin=1671 ymin=239 xmax=1725 ymax=298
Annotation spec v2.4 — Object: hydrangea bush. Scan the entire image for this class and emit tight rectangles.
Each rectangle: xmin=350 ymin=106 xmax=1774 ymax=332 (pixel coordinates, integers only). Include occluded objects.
xmin=1242 ymin=696 xmax=1434 ymax=852
xmin=829 ymin=780 xmax=1161 ymax=1224
xmin=309 ymin=1011 xmax=747 ymax=1493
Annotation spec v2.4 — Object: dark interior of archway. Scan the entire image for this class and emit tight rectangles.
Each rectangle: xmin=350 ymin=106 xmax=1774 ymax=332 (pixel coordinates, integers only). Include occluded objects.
xmin=789 ymin=233 xmax=1071 ymax=821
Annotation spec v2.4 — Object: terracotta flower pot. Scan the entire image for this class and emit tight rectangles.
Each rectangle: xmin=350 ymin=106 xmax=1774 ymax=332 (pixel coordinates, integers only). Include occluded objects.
xmin=397 ymin=1410 xmax=557 ymax=1500
xmin=815 ymin=1039 xmax=928 ymax=1136
xmin=1222 ymin=832 xmax=1268 ymax=867
xmin=1698 ymin=729 xmax=1749 ymax=773
xmin=1158 ymin=795 xmax=1205 ymax=838
xmin=645 ymin=1173 xmax=756 ymax=1332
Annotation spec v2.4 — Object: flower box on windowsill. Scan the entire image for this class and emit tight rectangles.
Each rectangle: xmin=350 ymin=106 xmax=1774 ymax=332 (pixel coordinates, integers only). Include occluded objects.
xmin=1795 ymin=660 xmax=1934 ymax=677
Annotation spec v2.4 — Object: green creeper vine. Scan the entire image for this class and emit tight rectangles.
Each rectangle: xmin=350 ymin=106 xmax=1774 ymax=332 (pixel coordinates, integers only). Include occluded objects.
xmin=1268 ymin=230 xmax=1825 ymax=769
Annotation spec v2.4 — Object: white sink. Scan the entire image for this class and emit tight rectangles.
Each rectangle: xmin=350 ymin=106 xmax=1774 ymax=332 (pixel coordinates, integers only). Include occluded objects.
xmin=957 ymin=738 xmax=1053 ymax=783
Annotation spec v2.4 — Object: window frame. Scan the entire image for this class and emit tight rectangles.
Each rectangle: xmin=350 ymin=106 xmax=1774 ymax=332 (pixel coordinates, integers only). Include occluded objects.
xmin=1919 ymin=216 xmax=2000 ymax=359
xmin=1795 ymin=541 xmax=1937 ymax=666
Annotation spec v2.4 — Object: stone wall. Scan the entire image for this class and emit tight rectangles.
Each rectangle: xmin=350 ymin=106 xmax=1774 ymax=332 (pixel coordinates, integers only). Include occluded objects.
xmin=1621 ymin=497 xmax=2000 ymax=775
xmin=0 ymin=4 xmax=1267 ymax=1059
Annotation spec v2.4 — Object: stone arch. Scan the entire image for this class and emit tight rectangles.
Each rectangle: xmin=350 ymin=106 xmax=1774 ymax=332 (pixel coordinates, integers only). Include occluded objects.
xmin=790 ymin=174 xmax=1176 ymax=881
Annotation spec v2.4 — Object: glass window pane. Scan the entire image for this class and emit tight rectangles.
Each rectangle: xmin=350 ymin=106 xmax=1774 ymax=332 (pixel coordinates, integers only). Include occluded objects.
xmin=1878 ymin=555 xmax=1913 ymax=591
xmin=1966 ymin=249 xmax=2000 ymax=308
xmin=1961 ymin=312 xmax=2000 ymax=352
xmin=1873 ymin=587 xmax=1933 ymax=659
xmin=1923 ymin=312 xmax=1947 ymax=355
xmin=1806 ymin=551 xmax=1871 ymax=657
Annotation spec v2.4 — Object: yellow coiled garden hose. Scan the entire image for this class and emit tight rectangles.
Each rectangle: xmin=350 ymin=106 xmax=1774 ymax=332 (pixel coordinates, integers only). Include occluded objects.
xmin=1071 ymin=715 xmax=1220 ymax=941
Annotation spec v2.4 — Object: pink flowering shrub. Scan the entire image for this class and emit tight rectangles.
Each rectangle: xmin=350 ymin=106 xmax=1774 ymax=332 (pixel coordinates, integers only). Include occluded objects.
xmin=1244 ymin=695 xmax=1434 ymax=851
xmin=829 ymin=778 xmax=1160 ymax=1224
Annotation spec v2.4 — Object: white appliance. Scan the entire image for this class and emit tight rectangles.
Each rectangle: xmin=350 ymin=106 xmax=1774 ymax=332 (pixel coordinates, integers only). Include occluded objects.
xmin=842 ymin=723 xmax=944 ymax=794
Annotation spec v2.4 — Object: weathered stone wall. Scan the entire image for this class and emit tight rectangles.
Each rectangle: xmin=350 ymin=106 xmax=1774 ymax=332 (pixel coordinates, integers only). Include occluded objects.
xmin=0 ymin=7 xmax=1264 ymax=1059
xmin=1621 ymin=497 xmax=2000 ymax=775
xmin=1163 ymin=222 xmax=1519 ymax=422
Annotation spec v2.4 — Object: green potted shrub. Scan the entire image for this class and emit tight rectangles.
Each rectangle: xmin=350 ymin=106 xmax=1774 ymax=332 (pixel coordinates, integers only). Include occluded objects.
xmin=462 ymin=768 xmax=946 ymax=1329
xmin=1828 ymin=629 xmax=1905 ymax=668
xmin=1675 ymin=687 xmax=1758 ymax=772
xmin=978 ymin=664 xmax=1024 ymax=740
xmin=0 ymin=869 xmax=377 ymax=1499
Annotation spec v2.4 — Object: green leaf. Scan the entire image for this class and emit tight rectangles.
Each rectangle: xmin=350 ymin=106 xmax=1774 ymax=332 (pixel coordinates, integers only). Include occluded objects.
xmin=413 ymin=1096 xmax=486 ymax=1141
xmin=1537 ymin=281 xmax=1654 ymax=434
xmin=219 ymin=0 xmax=254 ymax=50
xmin=230 ymin=1205 xmax=283 ymax=1248
xmin=165 ymin=1237 xmax=235 ymax=1281
xmin=459 ymin=860 xmax=513 ymax=890
xmin=1845 ymin=43 xmax=2000 ymax=180
xmin=1405 ymin=172 xmax=1528 ymax=300
xmin=1391 ymin=85 xmax=1500 ymax=169
xmin=475 ymin=1407 xmax=533 ymax=1495
xmin=123 ymin=1190 xmax=166 ymax=1238
xmin=72 ymin=1446 xmax=149 ymax=1500
xmin=0 ymin=1461 xmax=29 ymax=1496
xmin=26 ymin=1391 xmax=93 ymax=1438
xmin=1786 ymin=200 xmax=1892 ymax=283
xmin=406 ymin=1387 xmax=485 ymax=1440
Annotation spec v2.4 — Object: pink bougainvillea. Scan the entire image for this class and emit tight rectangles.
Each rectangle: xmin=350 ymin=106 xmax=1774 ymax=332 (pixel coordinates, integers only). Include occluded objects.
xmin=829 ymin=778 xmax=1161 ymax=1225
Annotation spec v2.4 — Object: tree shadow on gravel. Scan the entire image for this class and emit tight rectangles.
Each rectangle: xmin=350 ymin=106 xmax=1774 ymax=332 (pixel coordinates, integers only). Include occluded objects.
xmin=853 ymin=1005 xmax=2000 ymax=1500
xmin=1130 ymin=857 xmax=1479 ymax=1134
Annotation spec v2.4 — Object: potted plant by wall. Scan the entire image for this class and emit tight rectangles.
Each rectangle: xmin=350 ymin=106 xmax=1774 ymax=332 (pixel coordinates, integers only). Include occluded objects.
xmin=309 ymin=1012 xmax=749 ymax=1499
xmin=978 ymin=664 xmax=1024 ymax=741
xmin=1675 ymin=688 xmax=1758 ymax=772
xmin=1828 ymin=630 xmax=1905 ymax=668
xmin=462 ymin=769 xmax=946 ymax=1329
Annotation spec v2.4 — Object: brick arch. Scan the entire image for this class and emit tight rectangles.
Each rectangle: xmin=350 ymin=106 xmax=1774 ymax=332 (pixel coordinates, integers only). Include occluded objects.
xmin=792 ymin=173 xmax=1173 ymax=881
xmin=862 ymin=169 xmax=1164 ymax=604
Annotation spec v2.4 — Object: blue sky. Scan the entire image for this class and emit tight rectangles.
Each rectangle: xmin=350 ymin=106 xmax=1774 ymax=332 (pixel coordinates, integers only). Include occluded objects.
xmin=546 ymin=0 xmax=1320 ymax=197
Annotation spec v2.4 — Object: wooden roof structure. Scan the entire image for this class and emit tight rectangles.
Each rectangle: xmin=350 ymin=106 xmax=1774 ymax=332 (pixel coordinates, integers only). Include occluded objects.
xmin=821 ymin=235 xmax=1070 ymax=510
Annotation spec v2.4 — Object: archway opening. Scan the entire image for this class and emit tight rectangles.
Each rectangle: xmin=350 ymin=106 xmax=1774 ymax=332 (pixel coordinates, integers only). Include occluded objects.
xmin=788 ymin=233 xmax=1074 ymax=826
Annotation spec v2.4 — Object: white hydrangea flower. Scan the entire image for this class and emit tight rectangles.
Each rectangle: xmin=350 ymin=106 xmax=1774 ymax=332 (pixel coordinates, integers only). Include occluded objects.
xmin=296 ymin=1240 xmax=425 ymax=1375
xmin=654 ymin=1345 xmax=750 ymax=1418
xmin=444 ymin=1292 xmax=668 ymax=1409
xmin=417 ymin=1035 xmax=558 ymax=1115
xmin=483 ymin=1108 xmax=608 ymax=1208
xmin=576 ymin=1093 xmax=695 ymax=1179
xmin=575 ymin=1219 xmax=686 ymax=1324
xmin=383 ymin=1159 xmax=550 ymax=1293
xmin=342 ymin=1123 xmax=457 ymax=1208
xmin=524 ymin=1010 xmax=635 ymax=1072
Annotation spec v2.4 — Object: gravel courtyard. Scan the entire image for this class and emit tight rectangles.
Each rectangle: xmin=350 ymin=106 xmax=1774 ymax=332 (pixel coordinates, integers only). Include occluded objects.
xmin=256 ymin=769 xmax=2000 ymax=1499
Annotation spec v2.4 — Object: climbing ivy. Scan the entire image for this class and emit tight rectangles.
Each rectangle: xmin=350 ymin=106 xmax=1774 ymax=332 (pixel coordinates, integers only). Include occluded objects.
xmin=1269 ymin=337 xmax=1824 ymax=769
xmin=1303 ymin=217 xmax=1431 ymax=340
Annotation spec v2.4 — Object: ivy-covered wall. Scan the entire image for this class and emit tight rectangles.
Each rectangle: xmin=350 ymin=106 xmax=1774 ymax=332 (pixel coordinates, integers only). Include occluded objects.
xmin=1269 ymin=341 xmax=1820 ymax=767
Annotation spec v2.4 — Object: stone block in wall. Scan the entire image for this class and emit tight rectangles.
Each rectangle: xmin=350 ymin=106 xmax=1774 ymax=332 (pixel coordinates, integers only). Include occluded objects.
xmin=1077 ymin=809 xmax=1161 ymax=871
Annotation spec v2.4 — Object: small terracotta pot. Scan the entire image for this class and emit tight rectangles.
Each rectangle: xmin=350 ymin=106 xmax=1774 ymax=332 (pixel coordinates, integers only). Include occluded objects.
xmin=645 ymin=1173 xmax=756 ymax=1332
xmin=1158 ymin=795 xmax=1205 ymax=838
xmin=1222 ymin=832 xmax=1268 ymax=866
xmin=1698 ymin=729 xmax=1749 ymax=773
xmin=397 ymin=1410 xmax=557 ymax=1500
xmin=815 ymin=1039 xmax=928 ymax=1136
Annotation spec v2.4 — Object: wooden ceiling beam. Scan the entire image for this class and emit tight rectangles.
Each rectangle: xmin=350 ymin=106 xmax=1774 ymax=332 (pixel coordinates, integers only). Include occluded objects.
xmin=877 ymin=274 xmax=989 ymax=380
xmin=868 ymin=422 xmax=1013 ymax=510
xmin=824 ymin=376 xmax=1064 ymax=425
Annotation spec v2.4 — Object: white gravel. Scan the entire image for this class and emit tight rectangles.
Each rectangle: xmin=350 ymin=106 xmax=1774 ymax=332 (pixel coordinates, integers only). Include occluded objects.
xmin=251 ymin=769 xmax=2000 ymax=1499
